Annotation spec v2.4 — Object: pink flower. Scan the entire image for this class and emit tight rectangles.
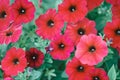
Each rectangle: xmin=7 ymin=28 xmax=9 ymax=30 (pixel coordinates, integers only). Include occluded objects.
xmin=0 ymin=23 xmax=22 ymax=44
xmin=75 ymin=34 xmax=108 ymax=65
xmin=4 ymin=77 xmax=14 ymax=80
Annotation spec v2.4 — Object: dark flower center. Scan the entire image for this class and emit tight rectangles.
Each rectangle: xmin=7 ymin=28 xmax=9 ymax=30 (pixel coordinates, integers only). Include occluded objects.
xmin=6 ymin=32 xmax=13 ymax=36
xmin=93 ymin=76 xmax=100 ymax=80
xmin=59 ymin=43 xmax=65 ymax=49
xmin=31 ymin=54 xmax=38 ymax=61
xmin=47 ymin=19 xmax=54 ymax=27
xmin=13 ymin=58 xmax=19 ymax=65
xmin=77 ymin=65 xmax=84 ymax=72
xmin=0 ymin=11 xmax=7 ymax=18
xmin=77 ymin=28 xmax=85 ymax=35
xmin=115 ymin=29 xmax=120 ymax=35
xmin=69 ymin=5 xmax=76 ymax=12
xmin=19 ymin=7 xmax=26 ymax=14
xmin=89 ymin=46 xmax=96 ymax=52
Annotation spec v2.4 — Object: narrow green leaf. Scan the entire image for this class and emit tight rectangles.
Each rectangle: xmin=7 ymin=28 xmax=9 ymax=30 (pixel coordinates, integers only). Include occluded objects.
xmin=108 ymin=65 xmax=116 ymax=80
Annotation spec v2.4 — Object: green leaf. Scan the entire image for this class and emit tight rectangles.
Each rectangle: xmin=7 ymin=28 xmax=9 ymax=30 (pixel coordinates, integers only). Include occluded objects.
xmin=29 ymin=70 xmax=41 ymax=80
xmin=108 ymin=65 xmax=116 ymax=80
xmin=45 ymin=69 xmax=56 ymax=80
xmin=61 ymin=71 xmax=68 ymax=78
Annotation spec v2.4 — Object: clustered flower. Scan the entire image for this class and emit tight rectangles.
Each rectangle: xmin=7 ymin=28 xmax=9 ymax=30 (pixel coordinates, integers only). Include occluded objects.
xmin=0 ymin=0 xmax=119 ymax=80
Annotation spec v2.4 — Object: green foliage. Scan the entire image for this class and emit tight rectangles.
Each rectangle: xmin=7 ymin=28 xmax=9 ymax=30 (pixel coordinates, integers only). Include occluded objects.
xmin=108 ymin=65 xmax=116 ymax=80
xmin=0 ymin=0 xmax=119 ymax=80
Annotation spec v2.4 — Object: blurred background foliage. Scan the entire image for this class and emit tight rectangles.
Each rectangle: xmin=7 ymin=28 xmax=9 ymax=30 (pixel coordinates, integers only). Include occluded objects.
xmin=0 ymin=0 xmax=120 ymax=80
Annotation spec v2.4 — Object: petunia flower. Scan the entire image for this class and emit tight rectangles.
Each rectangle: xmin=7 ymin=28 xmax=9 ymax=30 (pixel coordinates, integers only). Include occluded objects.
xmin=1 ymin=47 xmax=27 ymax=76
xmin=75 ymin=34 xmax=108 ymax=65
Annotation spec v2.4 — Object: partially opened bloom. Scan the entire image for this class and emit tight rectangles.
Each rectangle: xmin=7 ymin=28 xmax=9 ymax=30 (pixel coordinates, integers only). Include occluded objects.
xmin=58 ymin=0 xmax=88 ymax=23
xmin=75 ymin=34 xmax=108 ymax=65
xmin=36 ymin=9 xmax=64 ymax=40
xmin=86 ymin=68 xmax=109 ymax=80
xmin=12 ymin=0 xmax=35 ymax=24
xmin=49 ymin=35 xmax=74 ymax=60
xmin=26 ymin=48 xmax=44 ymax=68
xmin=0 ymin=0 xmax=14 ymax=30
xmin=104 ymin=19 xmax=120 ymax=50
xmin=65 ymin=18 xmax=97 ymax=45
xmin=0 ymin=23 xmax=22 ymax=44
xmin=38 ymin=0 xmax=42 ymax=7
xmin=87 ymin=0 xmax=103 ymax=11
xmin=65 ymin=57 xmax=94 ymax=80
xmin=1 ymin=47 xmax=27 ymax=76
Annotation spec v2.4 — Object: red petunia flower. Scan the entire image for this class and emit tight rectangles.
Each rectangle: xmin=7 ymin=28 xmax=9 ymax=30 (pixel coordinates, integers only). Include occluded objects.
xmin=1 ymin=47 xmax=27 ymax=76
xmin=75 ymin=34 xmax=108 ymax=65
xmin=104 ymin=19 xmax=120 ymax=49
xmin=116 ymin=46 xmax=120 ymax=55
xmin=106 ymin=0 xmax=120 ymax=5
xmin=0 ymin=0 xmax=14 ymax=30
xmin=49 ymin=35 xmax=74 ymax=60
xmin=87 ymin=0 xmax=103 ymax=11
xmin=58 ymin=0 xmax=88 ymax=23
xmin=65 ymin=18 xmax=97 ymax=45
xmin=3 ymin=72 xmax=14 ymax=80
xmin=26 ymin=48 xmax=44 ymax=68
xmin=112 ymin=5 xmax=120 ymax=20
xmin=65 ymin=57 xmax=94 ymax=80
xmin=12 ymin=0 xmax=35 ymax=24
xmin=0 ymin=23 xmax=22 ymax=44
xmin=86 ymin=68 xmax=109 ymax=80
xmin=36 ymin=9 xmax=64 ymax=40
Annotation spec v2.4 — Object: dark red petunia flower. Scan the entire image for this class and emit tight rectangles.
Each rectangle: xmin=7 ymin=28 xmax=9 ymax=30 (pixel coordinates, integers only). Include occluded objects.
xmin=65 ymin=18 xmax=97 ymax=45
xmin=104 ymin=19 xmax=120 ymax=51
xmin=65 ymin=57 xmax=94 ymax=80
xmin=1 ymin=47 xmax=27 ymax=76
xmin=12 ymin=0 xmax=35 ymax=24
xmin=75 ymin=34 xmax=108 ymax=65
xmin=36 ymin=9 xmax=64 ymax=40
xmin=49 ymin=35 xmax=74 ymax=60
xmin=86 ymin=68 xmax=109 ymax=80
xmin=26 ymin=48 xmax=44 ymax=68
xmin=0 ymin=0 xmax=14 ymax=30
xmin=58 ymin=0 xmax=88 ymax=23
xmin=0 ymin=23 xmax=22 ymax=44
xmin=87 ymin=0 xmax=103 ymax=11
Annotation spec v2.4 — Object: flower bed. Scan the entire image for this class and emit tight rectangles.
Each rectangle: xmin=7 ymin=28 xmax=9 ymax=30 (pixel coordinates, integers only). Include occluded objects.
xmin=0 ymin=0 xmax=120 ymax=80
